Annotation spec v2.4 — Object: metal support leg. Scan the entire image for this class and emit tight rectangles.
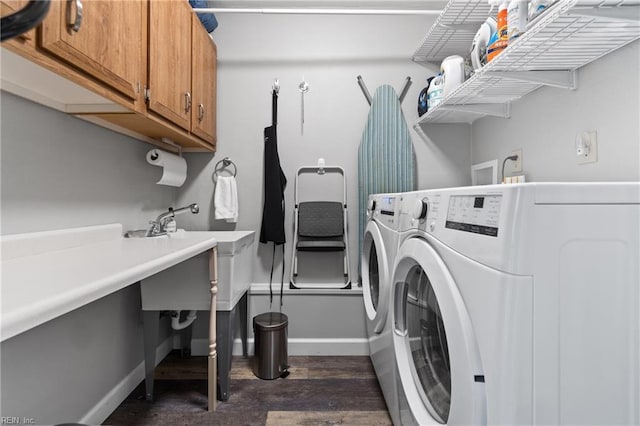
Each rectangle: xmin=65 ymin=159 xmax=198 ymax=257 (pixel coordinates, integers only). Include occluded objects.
xmin=179 ymin=322 xmax=192 ymax=358
xmin=216 ymin=309 xmax=234 ymax=401
xmin=239 ymin=291 xmax=249 ymax=357
xmin=142 ymin=310 xmax=159 ymax=401
xmin=344 ymin=253 xmax=348 ymax=276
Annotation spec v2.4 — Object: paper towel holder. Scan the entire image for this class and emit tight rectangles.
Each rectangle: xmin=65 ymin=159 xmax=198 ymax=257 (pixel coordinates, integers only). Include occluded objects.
xmin=146 ymin=147 xmax=188 ymax=187
xmin=161 ymin=137 xmax=182 ymax=157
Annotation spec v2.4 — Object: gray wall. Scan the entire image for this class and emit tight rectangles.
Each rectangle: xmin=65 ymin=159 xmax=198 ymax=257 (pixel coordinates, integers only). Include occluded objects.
xmin=1 ymin=98 xmax=178 ymax=234
xmin=176 ymin=12 xmax=471 ymax=285
xmin=0 ymin=93 xmax=176 ymax=424
xmin=471 ymin=40 xmax=640 ymax=182
xmin=175 ymin=13 xmax=471 ymax=350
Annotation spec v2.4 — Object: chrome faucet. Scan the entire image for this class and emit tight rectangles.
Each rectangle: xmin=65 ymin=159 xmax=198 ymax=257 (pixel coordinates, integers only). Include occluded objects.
xmin=146 ymin=203 xmax=199 ymax=237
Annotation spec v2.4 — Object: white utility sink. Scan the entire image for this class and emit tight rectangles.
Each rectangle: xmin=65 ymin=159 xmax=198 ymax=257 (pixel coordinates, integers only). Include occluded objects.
xmin=0 ymin=224 xmax=220 ymax=342
xmin=140 ymin=231 xmax=255 ymax=311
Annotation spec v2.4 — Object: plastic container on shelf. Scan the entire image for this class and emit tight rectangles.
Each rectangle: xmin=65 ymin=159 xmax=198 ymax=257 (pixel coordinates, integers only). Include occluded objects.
xmin=487 ymin=0 xmax=509 ymax=62
xmin=470 ymin=17 xmax=497 ymax=71
xmin=427 ymin=73 xmax=445 ymax=109
xmin=528 ymin=0 xmax=554 ymax=22
xmin=418 ymin=76 xmax=435 ymax=117
xmin=441 ymin=55 xmax=466 ymax=97
xmin=507 ymin=0 xmax=529 ymax=41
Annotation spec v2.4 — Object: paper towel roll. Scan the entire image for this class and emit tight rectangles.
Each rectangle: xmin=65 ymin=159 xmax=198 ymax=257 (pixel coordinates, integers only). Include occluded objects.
xmin=146 ymin=149 xmax=187 ymax=187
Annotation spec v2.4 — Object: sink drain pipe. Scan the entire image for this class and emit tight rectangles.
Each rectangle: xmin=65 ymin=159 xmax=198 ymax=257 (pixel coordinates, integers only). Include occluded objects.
xmin=171 ymin=310 xmax=197 ymax=330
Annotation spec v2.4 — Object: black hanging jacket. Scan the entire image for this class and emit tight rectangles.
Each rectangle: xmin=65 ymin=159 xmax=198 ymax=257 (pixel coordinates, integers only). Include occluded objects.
xmin=260 ymin=89 xmax=287 ymax=244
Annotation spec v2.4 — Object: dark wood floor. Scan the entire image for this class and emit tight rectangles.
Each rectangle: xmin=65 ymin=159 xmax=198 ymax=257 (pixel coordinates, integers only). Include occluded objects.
xmin=104 ymin=352 xmax=392 ymax=425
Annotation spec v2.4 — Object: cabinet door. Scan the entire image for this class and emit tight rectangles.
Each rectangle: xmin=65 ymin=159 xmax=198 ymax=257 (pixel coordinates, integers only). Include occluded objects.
xmin=1 ymin=0 xmax=36 ymax=45
xmin=191 ymin=17 xmax=216 ymax=145
xmin=39 ymin=0 xmax=144 ymax=101
xmin=148 ymin=0 xmax=192 ymax=132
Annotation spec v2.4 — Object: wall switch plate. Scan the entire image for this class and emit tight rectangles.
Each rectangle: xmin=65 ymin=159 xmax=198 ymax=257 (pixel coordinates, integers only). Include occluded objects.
xmin=576 ymin=131 xmax=597 ymax=165
xmin=511 ymin=149 xmax=523 ymax=173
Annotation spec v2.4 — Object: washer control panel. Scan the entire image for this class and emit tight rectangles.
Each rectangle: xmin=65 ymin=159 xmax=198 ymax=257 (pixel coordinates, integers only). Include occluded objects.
xmin=445 ymin=195 xmax=502 ymax=237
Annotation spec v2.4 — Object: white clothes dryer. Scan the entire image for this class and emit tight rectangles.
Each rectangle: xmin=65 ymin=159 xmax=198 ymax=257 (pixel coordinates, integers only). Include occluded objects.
xmin=362 ymin=193 xmax=402 ymax=425
xmin=391 ymin=183 xmax=639 ymax=426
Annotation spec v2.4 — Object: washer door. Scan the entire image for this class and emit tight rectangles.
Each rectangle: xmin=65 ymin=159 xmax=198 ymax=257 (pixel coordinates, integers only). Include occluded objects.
xmin=362 ymin=221 xmax=390 ymax=333
xmin=393 ymin=237 xmax=485 ymax=425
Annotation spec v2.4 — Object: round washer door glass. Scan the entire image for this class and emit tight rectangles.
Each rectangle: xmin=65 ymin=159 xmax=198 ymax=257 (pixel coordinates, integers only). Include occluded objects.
xmin=404 ymin=264 xmax=451 ymax=423
xmin=361 ymin=222 xmax=390 ymax=332
xmin=368 ymin=242 xmax=380 ymax=310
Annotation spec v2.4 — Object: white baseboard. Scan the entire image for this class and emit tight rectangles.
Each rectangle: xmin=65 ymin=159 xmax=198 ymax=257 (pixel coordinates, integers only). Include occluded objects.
xmin=80 ymin=336 xmax=173 ymax=425
xmin=191 ymin=337 xmax=370 ymax=357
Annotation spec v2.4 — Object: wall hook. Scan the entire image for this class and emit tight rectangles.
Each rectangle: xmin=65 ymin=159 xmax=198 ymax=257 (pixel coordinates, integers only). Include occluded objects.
xmin=357 ymin=75 xmax=372 ymax=106
xmin=398 ymin=76 xmax=412 ymax=103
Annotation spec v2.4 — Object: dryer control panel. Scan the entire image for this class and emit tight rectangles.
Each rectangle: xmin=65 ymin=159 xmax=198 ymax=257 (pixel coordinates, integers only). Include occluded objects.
xmin=417 ymin=195 xmax=442 ymax=233
xmin=445 ymin=195 xmax=502 ymax=237
xmin=370 ymin=195 xmax=398 ymax=229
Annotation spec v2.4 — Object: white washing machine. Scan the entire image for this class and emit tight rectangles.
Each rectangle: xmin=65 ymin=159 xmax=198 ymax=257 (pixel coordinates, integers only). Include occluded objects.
xmin=361 ymin=193 xmax=402 ymax=425
xmin=391 ymin=182 xmax=640 ymax=425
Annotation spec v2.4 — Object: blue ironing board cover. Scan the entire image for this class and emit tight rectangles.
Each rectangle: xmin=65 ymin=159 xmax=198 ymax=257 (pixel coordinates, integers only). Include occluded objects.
xmin=358 ymin=85 xmax=415 ymax=272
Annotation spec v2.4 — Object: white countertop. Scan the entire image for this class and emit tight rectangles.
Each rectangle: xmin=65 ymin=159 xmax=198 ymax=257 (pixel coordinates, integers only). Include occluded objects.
xmin=1 ymin=224 xmax=218 ymax=342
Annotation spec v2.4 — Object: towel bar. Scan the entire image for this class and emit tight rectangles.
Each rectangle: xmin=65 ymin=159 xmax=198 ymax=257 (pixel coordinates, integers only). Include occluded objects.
xmin=214 ymin=157 xmax=237 ymax=180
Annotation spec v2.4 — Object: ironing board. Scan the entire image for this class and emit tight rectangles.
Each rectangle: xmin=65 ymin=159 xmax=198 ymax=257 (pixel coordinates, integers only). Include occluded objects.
xmin=357 ymin=85 xmax=415 ymax=275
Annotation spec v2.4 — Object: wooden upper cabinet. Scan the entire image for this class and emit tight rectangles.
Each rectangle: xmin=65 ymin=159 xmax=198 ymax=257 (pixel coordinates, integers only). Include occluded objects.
xmin=148 ymin=0 xmax=192 ymax=132
xmin=191 ymin=16 xmax=217 ymax=145
xmin=39 ymin=0 xmax=145 ymax=102
xmin=1 ymin=0 xmax=36 ymax=45
xmin=2 ymin=0 xmax=216 ymax=151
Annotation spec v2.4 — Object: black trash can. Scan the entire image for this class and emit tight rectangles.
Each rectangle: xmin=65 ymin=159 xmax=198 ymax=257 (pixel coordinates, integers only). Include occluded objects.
xmin=253 ymin=312 xmax=289 ymax=379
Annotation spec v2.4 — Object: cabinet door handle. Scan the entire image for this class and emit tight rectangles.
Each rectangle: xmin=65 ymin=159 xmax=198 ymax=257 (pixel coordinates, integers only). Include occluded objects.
xmin=184 ymin=92 xmax=192 ymax=113
xmin=68 ymin=0 xmax=83 ymax=32
xmin=198 ymin=104 xmax=205 ymax=122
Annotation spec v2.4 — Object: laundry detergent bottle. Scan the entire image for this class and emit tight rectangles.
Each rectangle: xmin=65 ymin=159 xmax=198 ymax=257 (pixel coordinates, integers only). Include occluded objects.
xmin=427 ymin=73 xmax=445 ymax=109
xmin=487 ymin=0 xmax=509 ymax=62
xmin=507 ymin=0 xmax=528 ymax=41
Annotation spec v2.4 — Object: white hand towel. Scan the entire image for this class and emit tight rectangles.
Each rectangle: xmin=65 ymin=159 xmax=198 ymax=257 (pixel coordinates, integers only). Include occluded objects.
xmin=214 ymin=176 xmax=238 ymax=223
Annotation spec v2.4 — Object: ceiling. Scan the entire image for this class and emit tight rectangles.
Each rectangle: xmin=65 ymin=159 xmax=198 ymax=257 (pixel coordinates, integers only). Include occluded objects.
xmin=208 ymin=0 xmax=447 ymax=11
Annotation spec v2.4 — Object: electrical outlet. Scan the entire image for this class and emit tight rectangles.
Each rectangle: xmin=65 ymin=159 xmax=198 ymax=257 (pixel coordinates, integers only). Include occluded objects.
xmin=511 ymin=149 xmax=523 ymax=173
xmin=576 ymin=131 xmax=597 ymax=165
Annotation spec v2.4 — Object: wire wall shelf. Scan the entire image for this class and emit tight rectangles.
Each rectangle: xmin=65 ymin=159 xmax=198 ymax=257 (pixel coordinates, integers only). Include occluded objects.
xmin=413 ymin=0 xmax=640 ymax=124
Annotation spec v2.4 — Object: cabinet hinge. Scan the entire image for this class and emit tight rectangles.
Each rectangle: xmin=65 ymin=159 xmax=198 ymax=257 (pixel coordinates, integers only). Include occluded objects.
xmin=144 ymin=86 xmax=150 ymax=103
